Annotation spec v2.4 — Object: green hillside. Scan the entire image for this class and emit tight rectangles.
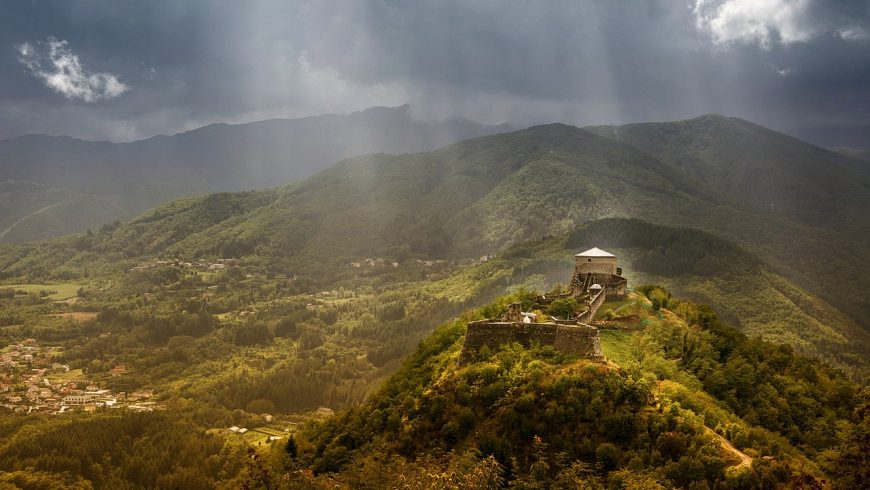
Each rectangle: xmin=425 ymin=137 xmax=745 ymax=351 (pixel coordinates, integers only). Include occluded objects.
xmin=265 ymin=289 xmax=865 ymax=489
xmin=0 ymin=213 xmax=866 ymax=487
xmin=0 ymin=106 xmax=505 ymax=243
xmin=3 ymin=118 xmax=868 ymax=336
xmin=508 ymin=218 xmax=870 ymax=380
xmin=3 ymin=118 xmax=868 ymax=381
xmin=585 ymin=115 xmax=870 ymax=324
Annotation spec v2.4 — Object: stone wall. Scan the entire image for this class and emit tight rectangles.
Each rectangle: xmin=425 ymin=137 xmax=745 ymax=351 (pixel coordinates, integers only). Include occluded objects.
xmin=576 ymin=287 xmax=607 ymax=323
xmin=574 ymin=256 xmax=617 ymax=275
xmin=460 ymin=320 xmax=603 ymax=364
xmin=553 ymin=324 xmax=603 ymax=358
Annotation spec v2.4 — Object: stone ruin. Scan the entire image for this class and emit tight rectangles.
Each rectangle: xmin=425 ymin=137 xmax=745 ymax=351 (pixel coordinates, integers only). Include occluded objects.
xmin=459 ymin=247 xmax=627 ymax=364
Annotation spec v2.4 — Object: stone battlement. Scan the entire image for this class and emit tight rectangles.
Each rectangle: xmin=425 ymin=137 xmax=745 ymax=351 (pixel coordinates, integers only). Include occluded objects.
xmin=460 ymin=321 xmax=603 ymax=364
xmin=459 ymin=248 xmax=623 ymax=365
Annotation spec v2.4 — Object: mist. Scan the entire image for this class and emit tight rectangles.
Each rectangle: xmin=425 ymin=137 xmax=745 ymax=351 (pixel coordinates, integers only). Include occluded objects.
xmin=1 ymin=0 xmax=868 ymax=147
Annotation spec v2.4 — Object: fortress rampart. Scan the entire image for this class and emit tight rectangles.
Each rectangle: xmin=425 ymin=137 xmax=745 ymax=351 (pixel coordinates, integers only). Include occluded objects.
xmin=459 ymin=247 xmax=623 ymax=365
xmin=460 ymin=321 xmax=603 ymax=363
xmin=576 ymin=286 xmax=607 ymax=323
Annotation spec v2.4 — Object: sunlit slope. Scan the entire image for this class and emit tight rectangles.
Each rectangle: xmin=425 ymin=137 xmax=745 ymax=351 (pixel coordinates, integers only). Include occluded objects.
xmin=2 ymin=119 xmax=868 ymax=327
xmin=565 ymin=219 xmax=869 ymax=378
xmin=290 ymin=289 xmax=861 ymax=488
xmin=0 ymin=105 xmax=504 ymax=243
xmin=419 ymin=218 xmax=867 ymax=379
xmin=586 ymin=114 xmax=870 ymax=322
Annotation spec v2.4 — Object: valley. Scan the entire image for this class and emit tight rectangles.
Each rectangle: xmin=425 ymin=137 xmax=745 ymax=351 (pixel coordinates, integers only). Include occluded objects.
xmin=3 ymin=3 xmax=869 ymax=488
xmin=0 ymin=117 xmax=867 ymax=488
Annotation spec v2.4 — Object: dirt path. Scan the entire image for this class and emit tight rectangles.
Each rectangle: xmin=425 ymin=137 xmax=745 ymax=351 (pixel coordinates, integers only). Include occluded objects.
xmin=707 ymin=427 xmax=752 ymax=469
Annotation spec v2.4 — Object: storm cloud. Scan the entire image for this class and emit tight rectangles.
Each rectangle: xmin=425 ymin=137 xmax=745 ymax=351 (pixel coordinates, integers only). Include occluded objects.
xmin=17 ymin=37 xmax=129 ymax=101
xmin=1 ymin=0 xmax=868 ymax=147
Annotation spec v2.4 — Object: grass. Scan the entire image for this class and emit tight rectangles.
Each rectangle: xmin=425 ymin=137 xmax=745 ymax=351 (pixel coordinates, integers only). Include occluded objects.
xmin=47 ymin=368 xmax=85 ymax=383
xmin=241 ymin=429 xmax=273 ymax=446
xmin=196 ymin=271 xmax=216 ymax=281
xmin=49 ymin=312 xmax=98 ymax=322
xmin=207 ymin=427 xmax=285 ymax=447
xmin=254 ymin=427 xmax=285 ymax=437
xmin=599 ymin=330 xmax=635 ymax=366
xmin=594 ymin=298 xmax=635 ymax=320
xmin=5 ymin=283 xmax=81 ymax=301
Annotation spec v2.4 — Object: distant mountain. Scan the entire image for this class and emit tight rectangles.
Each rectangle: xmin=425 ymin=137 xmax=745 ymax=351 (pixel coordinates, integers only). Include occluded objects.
xmin=831 ymin=146 xmax=870 ymax=162
xmin=3 ymin=117 xmax=868 ymax=370
xmin=585 ymin=115 xmax=870 ymax=227
xmin=0 ymin=105 xmax=507 ymax=243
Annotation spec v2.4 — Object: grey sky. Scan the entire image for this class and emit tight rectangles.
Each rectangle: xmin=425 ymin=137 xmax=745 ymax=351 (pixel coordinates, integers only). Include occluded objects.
xmin=1 ymin=0 xmax=868 ymax=147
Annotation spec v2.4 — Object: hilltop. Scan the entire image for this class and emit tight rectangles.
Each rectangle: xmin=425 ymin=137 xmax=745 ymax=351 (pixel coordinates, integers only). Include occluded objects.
xmin=265 ymin=288 xmax=865 ymax=488
xmin=0 ymin=105 xmax=506 ymax=243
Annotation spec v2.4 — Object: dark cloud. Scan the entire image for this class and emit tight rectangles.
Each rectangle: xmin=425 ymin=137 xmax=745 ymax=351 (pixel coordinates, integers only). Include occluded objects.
xmin=0 ymin=0 xmax=868 ymax=147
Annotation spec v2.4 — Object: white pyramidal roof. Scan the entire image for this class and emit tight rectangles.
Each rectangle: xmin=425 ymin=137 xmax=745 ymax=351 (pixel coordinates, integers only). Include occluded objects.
xmin=575 ymin=247 xmax=616 ymax=258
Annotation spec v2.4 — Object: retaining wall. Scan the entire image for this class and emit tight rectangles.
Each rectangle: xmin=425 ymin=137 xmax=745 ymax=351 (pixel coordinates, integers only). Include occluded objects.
xmin=460 ymin=320 xmax=603 ymax=364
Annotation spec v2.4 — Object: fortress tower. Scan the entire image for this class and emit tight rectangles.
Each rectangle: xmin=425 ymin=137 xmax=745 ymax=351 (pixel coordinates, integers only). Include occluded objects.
xmin=571 ymin=247 xmax=627 ymax=298
xmin=574 ymin=247 xmax=619 ymax=275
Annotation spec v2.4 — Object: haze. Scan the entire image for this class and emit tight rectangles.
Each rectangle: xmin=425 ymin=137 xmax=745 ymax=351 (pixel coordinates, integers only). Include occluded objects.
xmin=1 ymin=0 xmax=869 ymax=147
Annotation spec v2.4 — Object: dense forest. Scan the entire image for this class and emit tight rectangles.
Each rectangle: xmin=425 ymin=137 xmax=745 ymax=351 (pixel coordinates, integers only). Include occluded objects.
xmin=0 ymin=191 xmax=867 ymax=487
xmin=280 ymin=287 xmax=867 ymax=489
xmin=1 ymin=285 xmax=865 ymax=488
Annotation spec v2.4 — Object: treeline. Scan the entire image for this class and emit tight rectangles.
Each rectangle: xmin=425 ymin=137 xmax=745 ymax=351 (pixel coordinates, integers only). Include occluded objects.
xmin=0 ymin=412 xmax=247 ymax=489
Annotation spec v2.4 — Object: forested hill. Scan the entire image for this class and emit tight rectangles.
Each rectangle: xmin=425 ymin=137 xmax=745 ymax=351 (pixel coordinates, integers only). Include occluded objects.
xmin=585 ymin=114 xmax=870 ymax=227
xmin=276 ymin=288 xmax=866 ymax=489
xmin=495 ymin=218 xmax=870 ymax=380
xmin=0 ymin=105 xmax=505 ymax=243
xmin=583 ymin=115 xmax=870 ymax=324
xmin=3 ymin=117 xmax=869 ymax=328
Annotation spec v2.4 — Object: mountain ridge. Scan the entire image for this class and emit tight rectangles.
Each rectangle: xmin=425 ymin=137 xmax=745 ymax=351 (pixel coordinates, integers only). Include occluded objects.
xmin=0 ymin=105 xmax=507 ymax=243
xmin=2 ymin=116 xmax=868 ymax=371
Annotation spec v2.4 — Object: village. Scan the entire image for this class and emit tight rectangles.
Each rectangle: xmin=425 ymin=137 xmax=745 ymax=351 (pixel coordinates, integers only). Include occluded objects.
xmin=0 ymin=339 xmax=160 ymax=415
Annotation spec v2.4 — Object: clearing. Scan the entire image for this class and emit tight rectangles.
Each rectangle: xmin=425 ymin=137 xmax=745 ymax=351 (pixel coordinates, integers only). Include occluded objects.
xmin=599 ymin=329 xmax=635 ymax=366
xmin=5 ymin=283 xmax=81 ymax=301
xmin=49 ymin=312 xmax=98 ymax=322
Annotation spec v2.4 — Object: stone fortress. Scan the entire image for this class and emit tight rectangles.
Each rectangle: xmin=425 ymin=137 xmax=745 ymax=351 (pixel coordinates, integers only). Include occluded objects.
xmin=460 ymin=247 xmax=627 ymax=363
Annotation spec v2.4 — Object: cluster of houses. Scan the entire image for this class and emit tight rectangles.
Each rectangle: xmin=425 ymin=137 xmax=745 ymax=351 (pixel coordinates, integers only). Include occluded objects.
xmin=349 ymin=257 xmax=400 ymax=269
xmin=347 ymin=255 xmax=496 ymax=270
xmin=128 ymin=257 xmax=239 ymax=273
xmin=0 ymin=339 xmax=160 ymax=414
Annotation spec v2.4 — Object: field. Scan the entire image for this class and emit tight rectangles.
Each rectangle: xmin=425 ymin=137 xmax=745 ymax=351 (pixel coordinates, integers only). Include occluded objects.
xmin=47 ymin=368 xmax=85 ymax=383
xmin=207 ymin=427 xmax=287 ymax=447
xmin=594 ymin=298 xmax=635 ymax=320
xmin=241 ymin=428 xmax=286 ymax=446
xmin=49 ymin=312 xmax=98 ymax=322
xmin=3 ymin=283 xmax=81 ymax=301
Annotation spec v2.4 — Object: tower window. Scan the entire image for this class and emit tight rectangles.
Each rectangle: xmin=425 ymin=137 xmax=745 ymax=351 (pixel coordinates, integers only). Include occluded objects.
xmin=588 ymin=259 xmax=591 ymax=262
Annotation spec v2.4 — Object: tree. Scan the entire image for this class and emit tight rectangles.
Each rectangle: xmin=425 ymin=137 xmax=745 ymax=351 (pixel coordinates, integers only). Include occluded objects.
xmin=547 ymin=298 xmax=578 ymax=319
